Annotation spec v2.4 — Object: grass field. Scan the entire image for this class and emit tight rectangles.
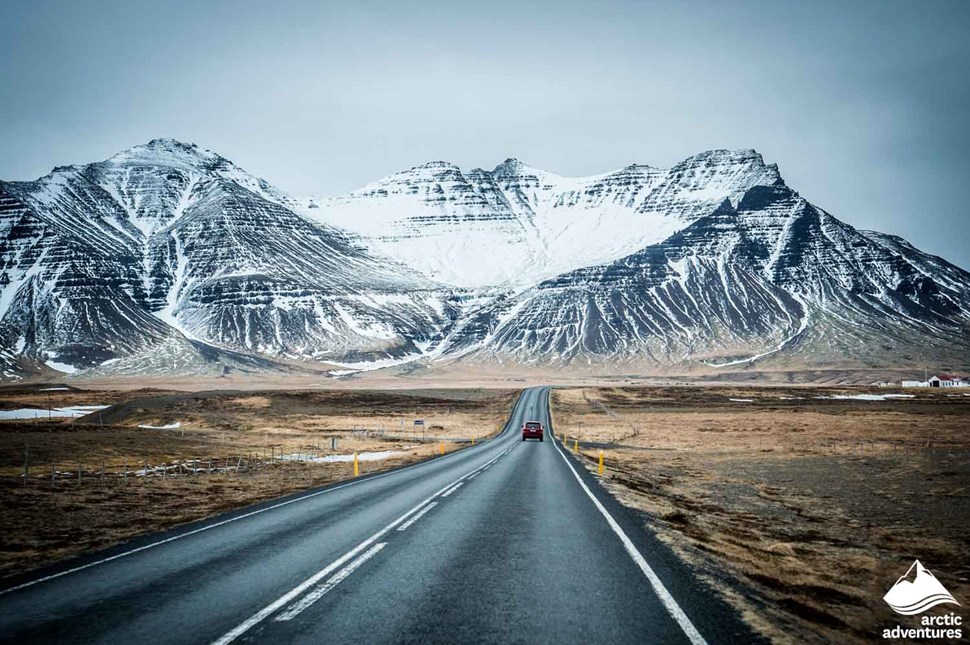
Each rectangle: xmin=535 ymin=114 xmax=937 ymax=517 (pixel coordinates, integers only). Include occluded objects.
xmin=0 ymin=386 xmax=517 ymax=580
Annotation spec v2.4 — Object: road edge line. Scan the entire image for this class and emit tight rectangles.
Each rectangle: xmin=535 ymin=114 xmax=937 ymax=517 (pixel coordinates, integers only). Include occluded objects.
xmin=546 ymin=387 xmax=709 ymax=645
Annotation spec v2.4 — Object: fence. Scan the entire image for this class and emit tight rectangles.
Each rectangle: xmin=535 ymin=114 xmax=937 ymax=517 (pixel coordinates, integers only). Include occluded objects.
xmin=8 ymin=425 xmax=506 ymax=489
xmin=8 ymin=442 xmax=358 ymax=489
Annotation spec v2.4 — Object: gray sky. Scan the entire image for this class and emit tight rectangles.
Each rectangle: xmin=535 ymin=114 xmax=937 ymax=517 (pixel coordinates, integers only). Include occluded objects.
xmin=2 ymin=0 xmax=968 ymax=268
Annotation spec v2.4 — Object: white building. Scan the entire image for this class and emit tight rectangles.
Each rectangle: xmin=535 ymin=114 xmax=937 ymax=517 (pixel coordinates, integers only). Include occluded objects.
xmin=928 ymin=374 xmax=969 ymax=388
xmin=902 ymin=380 xmax=929 ymax=388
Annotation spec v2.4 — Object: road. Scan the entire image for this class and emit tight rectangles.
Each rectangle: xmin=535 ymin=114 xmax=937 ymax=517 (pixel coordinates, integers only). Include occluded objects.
xmin=0 ymin=387 xmax=759 ymax=644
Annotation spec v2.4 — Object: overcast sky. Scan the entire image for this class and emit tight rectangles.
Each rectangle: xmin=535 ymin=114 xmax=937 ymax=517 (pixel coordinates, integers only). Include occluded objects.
xmin=2 ymin=0 xmax=968 ymax=268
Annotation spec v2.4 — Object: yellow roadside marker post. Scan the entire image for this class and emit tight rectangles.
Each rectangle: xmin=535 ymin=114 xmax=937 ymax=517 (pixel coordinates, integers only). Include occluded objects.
xmin=353 ymin=452 xmax=359 ymax=477
xmin=439 ymin=442 xmax=444 ymax=456
xmin=573 ymin=438 xmax=579 ymax=454
xmin=598 ymin=450 xmax=604 ymax=476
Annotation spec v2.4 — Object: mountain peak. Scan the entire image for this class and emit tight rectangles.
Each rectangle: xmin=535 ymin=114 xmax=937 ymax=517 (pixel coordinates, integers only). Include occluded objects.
xmin=491 ymin=157 xmax=547 ymax=180
xmin=668 ymin=148 xmax=783 ymax=188
xmin=147 ymin=137 xmax=193 ymax=148
xmin=106 ymin=138 xmax=225 ymax=170
xmin=412 ymin=161 xmax=461 ymax=172
xmin=493 ymin=157 xmax=525 ymax=171
xmin=681 ymin=148 xmax=764 ymax=165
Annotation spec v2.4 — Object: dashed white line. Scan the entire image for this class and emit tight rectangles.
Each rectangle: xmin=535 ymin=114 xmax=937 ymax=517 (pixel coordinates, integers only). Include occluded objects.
xmin=0 ymin=417 xmax=512 ymax=598
xmin=275 ymin=542 xmax=387 ymax=621
xmin=209 ymin=446 xmax=509 ymax=645
xmin=396 ymin=502 xmax=438 ymax=532
xmin=2 ymin=390 xmax=537 ymax=598
xmin=441 ymin=482 xmax=464 ymax=497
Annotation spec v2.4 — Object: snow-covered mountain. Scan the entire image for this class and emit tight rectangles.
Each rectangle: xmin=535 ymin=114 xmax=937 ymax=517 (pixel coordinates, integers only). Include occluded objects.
xmin=436 ymin=183 xmax=970 ymax=369
xmin=0 ymin=140 xmax=456 ymax=378
xmin=1 ymin=139 xmax=968 ymax=379
xmin=298 ymin=150 xmax=780 ymax=288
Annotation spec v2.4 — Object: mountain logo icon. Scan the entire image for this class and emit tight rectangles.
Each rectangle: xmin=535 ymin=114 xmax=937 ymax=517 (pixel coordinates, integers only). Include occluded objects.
xmin=883 ymin=560 xmax=961 ymax=615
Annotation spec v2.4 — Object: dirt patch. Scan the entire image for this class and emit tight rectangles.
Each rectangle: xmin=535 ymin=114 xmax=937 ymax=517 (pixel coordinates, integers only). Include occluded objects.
xmin=0 ymin=387 xmax=518 ymax=580
xmin=552 ymin=386 xmax=970 ymax=644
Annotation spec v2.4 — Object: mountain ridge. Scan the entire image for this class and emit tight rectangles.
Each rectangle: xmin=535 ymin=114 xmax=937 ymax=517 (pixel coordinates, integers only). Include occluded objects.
xmin=1 ymin=139 xmax=968 ymax=380
xmin=299 ymin=147 xmax=782 ymax=289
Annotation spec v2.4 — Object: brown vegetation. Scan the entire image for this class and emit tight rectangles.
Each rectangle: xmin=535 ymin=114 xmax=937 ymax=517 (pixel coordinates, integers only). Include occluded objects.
xmin=0 ymin=386 xmax=517 ymax=580
xmin=552 ymin=386 xmax=970 ymax=644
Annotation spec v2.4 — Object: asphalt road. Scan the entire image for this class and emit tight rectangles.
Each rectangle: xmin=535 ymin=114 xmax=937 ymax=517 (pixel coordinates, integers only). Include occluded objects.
xmin=0 ymin=387 xmax=759 ymax=644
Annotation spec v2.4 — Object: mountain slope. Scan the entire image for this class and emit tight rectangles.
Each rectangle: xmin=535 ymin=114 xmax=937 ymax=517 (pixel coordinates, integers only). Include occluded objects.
xmin=301 ymin=149 xmax=781 ymax=288
xmin=0 ymin=140 xmax=456 ymax=376
xmin=1 ymin=140 xmax=967 ymax=379
xmin=434 ymin=184 xmax=970 ymax=370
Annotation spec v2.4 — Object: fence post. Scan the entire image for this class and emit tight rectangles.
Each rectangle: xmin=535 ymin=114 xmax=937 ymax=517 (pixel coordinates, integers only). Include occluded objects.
xmin=23 ymin=444 xmax=29 ymax=487
xmin=100 ymin=459 xmax=105 ymax=487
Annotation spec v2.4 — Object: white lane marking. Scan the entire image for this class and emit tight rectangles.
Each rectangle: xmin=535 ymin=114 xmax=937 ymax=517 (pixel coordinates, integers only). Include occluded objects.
xmin=396 ymin=502 xmax=438 ymax=532
xmin=210 ymin=449 xmax=509 ymax=645
xmin=468 ymin=472 xmax=479 ymax=480
xmin=551 ymin=424 xmax=709 ymax=645
xmin=440 ymin=482 xmax=464 ymax=498
xmin=0 ymin=393 xmax=531 ymax=597
xmin=275 ymin=542 xmax=387 ymax=621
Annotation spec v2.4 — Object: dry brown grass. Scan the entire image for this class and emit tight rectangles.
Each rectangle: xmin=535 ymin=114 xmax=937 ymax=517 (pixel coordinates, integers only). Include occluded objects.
xmin=0 ymin=459 xmax=411 ymax=577
xmin=0 ymin=386 xmax=517 ymax=580
xmin=552 ymin=386 xmax=970 ymax=644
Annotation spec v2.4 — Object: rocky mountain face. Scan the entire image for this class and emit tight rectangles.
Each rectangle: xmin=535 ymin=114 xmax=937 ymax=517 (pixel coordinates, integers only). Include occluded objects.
xmin=438 ymin=184 xmax=970 ymax=369
xmin=0 ymin=140 xmax=455 ymax=378
xmin=1 ymin=140 xmax=968 ymax=378
xmin=300 ymin=149 xmax=780 ymax=288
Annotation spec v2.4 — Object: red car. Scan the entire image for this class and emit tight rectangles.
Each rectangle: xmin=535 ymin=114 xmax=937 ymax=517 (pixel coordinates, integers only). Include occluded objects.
xmin=522 ymin=421 xmax=544 ymax=442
